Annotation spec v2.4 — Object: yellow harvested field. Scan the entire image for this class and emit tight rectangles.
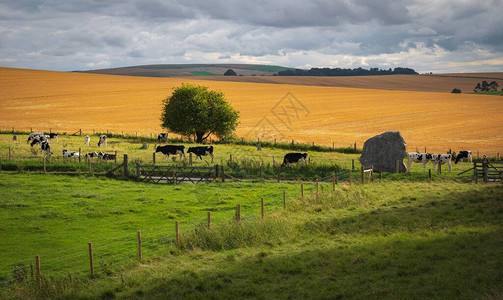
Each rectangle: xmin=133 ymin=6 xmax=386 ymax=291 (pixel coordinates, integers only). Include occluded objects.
xmin=1 ymin=67 xmax=502 ymax=154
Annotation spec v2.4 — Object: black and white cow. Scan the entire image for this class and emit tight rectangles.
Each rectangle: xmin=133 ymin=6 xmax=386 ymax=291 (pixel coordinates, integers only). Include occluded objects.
xmin=281 ymin=153 xmax=308 ymax=167
xmin=85 ymin=152 xmax=99 ymax=158
xmin=84 ymin=135 xmax=91 ymax=146
xmin=187 ymin=146 xmax=214 ymax=161
xmin=47 ymin=133 xmax=59 ymax=142
xmin=156 ymin=145 xmax=185 ymax=160
xmin=98 ymin=152 xmax=116 ymax=160
xmin=407 ymin=152 xmax=433 ymax=171
xmin=431 ymin=154 xmax=452 ymax=172
xmin=62 ymin=149 xmax=80 ymax=158
xmin=455 ymin=150 xmax=472 ymax=164
xmin=157 ymin=133 xmax=168 ymax=143
xmin=98 ymin=135 xmax=107 ymax=147
xmin=27 ymin=132 xmax=44 ymax=144
xmin=40 ymin=141 xmax=52 ymax=156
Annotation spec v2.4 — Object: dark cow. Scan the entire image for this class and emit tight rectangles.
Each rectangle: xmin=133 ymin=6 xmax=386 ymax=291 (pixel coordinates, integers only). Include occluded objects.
xmin=40 ymin=141 xmax=52 ymax=156
xmin=157 ymin=133 xmax=168 ymax=143
xmin=47 ymin=133 xmax=59 ymax=142
xmin=187 ymin=146 xmax=214 ymax=161
xmin=156 ymin=145 xmax=185 ymax=160
xmin=455 ymin=150 xmax=472 ymax=164
xmin=281 ymin=153 xmax=308 ymax=167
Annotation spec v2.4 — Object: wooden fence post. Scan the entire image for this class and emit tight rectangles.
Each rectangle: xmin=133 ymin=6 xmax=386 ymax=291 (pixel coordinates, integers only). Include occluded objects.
xmin=78 ymin=147 xmax=81 ymax=163
xmin=207 ymin=211 xmax=211 ymax=229
xmin=438 ymin=162 xmax=442 ymax=174
xmin=123 ymin=154 xmax=128 ymax=178
xmin=474 ymin=164 xmax=478 ymax=184
xmin=175 ymin=221 xmax=179 ymax=247
xmin=354 ymin=142 xmax=357 ymax=152
xmin=189 ymin=153 xmax=193 ymax=166
xmin=283 ymin=190 xmax=286 ymax=210
xmin=301 ymin=182 xmax=304 ymax=199
xmin=424 ymin=147 xmax=427 ymax=153
xmin=153 ymin=152 xmax=156 ymax=165
xmin=272 ymin=155 xmax=275 ymax=165
xmin=229 ymin=154 xmax=232 ymax=163
xmin=261 ymin=197 xmax=264 ymax=219
xmin=428 ymin=169 xmax=432 ymax=183
xmin=236 ymin=204 xmax=241 ymax=222
xmin=88 ymin=242 xmax=94 ymax=278
xmin=35 ymin=255 xmax=41 ymax=280
xmin=352 ymin=159 xmax=354 ymax=170
xmin=79 ymin=129 xmax=82 ymax=136
xmin=137 ymin=230 xmax=142 ymax=261
xmin=136 ymin=162 xmax=141 ymax=181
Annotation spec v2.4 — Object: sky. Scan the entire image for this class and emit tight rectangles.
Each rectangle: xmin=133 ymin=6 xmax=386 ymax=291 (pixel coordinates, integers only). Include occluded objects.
xmin=1 ymin=0 xmax=502 ymax=73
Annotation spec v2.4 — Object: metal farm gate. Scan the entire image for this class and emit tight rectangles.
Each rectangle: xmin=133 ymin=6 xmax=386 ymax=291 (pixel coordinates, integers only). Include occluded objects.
xmin=136 ymin=163 xmax=219 ymax=184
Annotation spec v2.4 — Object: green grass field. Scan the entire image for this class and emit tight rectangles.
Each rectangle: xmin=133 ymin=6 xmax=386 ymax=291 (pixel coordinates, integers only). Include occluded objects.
xmin=1 ymin=133 xmax=500 ymax=299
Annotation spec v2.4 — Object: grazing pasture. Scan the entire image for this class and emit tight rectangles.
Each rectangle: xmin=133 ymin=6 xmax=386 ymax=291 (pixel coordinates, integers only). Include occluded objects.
xmin=1 ymin=67 xmax=502 ymax=154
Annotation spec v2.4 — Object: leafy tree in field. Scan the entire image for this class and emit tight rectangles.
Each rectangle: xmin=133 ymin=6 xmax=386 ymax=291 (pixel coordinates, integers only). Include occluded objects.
xmin=451 ymin=88 xmax=462 ymax=93
xmin=224 ymin=69 xmax=237 ymax=76
xmin=161 ymin=84 xmax=239 ymax=143
xmin=473 ymin=80 xmax=499 ymax=92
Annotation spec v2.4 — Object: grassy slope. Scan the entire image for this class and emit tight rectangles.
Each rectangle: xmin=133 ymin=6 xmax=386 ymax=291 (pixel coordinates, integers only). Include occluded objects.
xmin=3 ymin=180 xmax=502 ymax=299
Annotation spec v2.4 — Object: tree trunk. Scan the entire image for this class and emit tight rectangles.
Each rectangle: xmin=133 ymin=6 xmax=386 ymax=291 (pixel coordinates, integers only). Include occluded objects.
xmin=196 ymin=132 xmax=205 ymax=143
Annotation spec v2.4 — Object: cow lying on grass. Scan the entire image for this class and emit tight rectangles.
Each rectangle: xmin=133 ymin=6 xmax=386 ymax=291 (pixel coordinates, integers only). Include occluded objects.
xmin=281 ymin=153 xmax=308 ymax=167
xmin=62 ymin=150 xmax=80 ymax=158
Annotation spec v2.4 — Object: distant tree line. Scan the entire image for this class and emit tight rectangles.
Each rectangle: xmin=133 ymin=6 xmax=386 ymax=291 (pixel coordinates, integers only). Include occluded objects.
xmin=274 ymin=67 xmax=418 ymax=76
xmin=473 ymin=81 xmax=499 ymax=92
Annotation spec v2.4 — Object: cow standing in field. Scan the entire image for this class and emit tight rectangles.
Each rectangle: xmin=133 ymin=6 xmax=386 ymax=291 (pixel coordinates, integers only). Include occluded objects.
xmin=40 ymin=141 xmax=52 ymax=156
xmin=27 ymin=132 xmax=45 ymax=144
xmin=187 ymin=146 xmax=214 ymax=162
xmin=47 ymin=133 xmax=59 ymax=143
xmin=455 ymin=151 xmax=472 ymax=164
xmin=98 ymin=152 xmax=116 ymax=160
xmin=157 ymin=133 xmax=168 ymax=143
xmin=281 ymin=153 xmax=308 ymax=167
xmin=98 ymin=135 xmax=107 ymax=147
xmin=407 ymin=152 xmax=432 ymax=171
xmin=84 ymin=135 xmax=91 ymax=146
xmin=432 ymin=154 xmax=452 ymax=172
xmin=156 ymin=145 xmax=185 ymax=160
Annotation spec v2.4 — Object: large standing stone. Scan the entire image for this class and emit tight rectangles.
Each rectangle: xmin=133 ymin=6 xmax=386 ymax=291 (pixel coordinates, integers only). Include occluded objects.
xmin=359 ymin=131 xmax=407 ymax=173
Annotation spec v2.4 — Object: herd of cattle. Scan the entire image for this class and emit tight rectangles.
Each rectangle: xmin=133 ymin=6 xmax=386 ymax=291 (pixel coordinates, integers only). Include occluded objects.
xmin=22 ymin=132 xmax=472 ymax=171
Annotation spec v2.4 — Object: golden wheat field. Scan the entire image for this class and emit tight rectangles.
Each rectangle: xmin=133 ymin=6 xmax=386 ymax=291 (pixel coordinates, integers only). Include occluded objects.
xmin=1 ymin=67 xmax=502 ymax=154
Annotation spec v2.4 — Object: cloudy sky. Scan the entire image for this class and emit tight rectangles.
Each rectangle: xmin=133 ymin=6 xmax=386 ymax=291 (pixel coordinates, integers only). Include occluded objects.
xmin=1 ymin=0 xmax=502 ymax=73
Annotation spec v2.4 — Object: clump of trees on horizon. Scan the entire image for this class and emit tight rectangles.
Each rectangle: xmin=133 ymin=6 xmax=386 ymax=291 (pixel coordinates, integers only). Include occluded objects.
xmin=274 ymin=67 xmax=418 ymax=76
xmin=473 ymin=81 xmax=499 ymax=93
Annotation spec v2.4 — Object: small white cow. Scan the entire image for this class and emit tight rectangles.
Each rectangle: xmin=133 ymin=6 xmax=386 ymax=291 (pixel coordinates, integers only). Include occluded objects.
xmin=62 ymin=149 xmax=80 ymax=158
xmin=432 ymin=154 xmax=452 ymax=172
xmin=98 ymin=135 xmax=107 ymax=147
xmin=41 ymin=141 xmax=52 ymax=156
xmin=84 ymin=135 xmax=91 ymax=146
xmin=407 ymin=152 xmax=433 ymax=171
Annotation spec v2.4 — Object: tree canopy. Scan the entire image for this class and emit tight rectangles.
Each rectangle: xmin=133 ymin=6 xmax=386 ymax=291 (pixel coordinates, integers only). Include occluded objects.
xmin=224 ymin=69 xmax=237 ymax=76
xmin=161 ymin=84 xmax=239 ymax=143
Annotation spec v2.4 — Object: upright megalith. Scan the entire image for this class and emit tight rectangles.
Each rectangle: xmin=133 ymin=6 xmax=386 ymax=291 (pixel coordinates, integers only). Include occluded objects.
xmin=359 ymin=131 xmax=407 ymax=173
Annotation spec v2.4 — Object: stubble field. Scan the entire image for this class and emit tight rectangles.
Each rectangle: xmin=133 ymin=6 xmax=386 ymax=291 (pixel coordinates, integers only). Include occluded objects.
xmin=1 ymin=67 xmax=502 ymax=154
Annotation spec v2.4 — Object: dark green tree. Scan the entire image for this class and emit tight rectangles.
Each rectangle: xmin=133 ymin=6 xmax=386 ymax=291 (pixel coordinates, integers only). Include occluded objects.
xmin=224 ymin=69 xmax=237 ymax=76
xmin=451 ymin=88 xmax=462 ymax=93
xmin=161 ymin=84 xmax=239 ymax=143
